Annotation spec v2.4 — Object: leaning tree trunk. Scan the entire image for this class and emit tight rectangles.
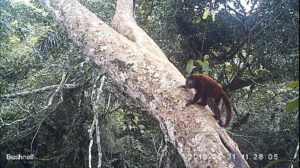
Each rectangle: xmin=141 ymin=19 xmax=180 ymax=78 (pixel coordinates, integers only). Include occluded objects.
xmin=39 ymin=0 xmax=250 ymax=167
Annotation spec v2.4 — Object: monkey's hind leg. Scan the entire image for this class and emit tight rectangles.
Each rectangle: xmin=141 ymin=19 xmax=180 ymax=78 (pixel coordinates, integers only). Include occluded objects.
xmin=213 ymin=96 xmax=222 ymax=126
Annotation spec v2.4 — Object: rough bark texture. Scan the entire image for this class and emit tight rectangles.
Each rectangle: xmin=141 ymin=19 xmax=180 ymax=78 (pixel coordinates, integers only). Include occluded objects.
xmin=39 ymin=0 xmax=250 ymax=167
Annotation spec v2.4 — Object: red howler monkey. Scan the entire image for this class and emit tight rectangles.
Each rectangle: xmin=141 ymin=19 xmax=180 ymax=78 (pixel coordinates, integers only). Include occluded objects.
xmin=180 ymin=74 xmax=232 ymax=127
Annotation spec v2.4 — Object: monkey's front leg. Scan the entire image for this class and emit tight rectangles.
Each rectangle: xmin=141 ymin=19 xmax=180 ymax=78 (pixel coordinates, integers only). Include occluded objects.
xmin=196 ymin=92 xmax=207 ymax=106
xmin=179 ymin=85 xmax=188 ymax=89
xmin=186 ymin=91 xmax=201 ymax=106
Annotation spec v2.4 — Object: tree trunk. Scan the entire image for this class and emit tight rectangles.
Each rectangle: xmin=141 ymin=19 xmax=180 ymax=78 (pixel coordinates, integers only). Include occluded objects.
xmin=39 ymin=0 xmax=250 ymax=167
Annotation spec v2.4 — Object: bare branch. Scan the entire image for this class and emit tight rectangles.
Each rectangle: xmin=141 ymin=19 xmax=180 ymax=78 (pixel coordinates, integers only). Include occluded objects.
xmin=89 ymin=75 xmax=106 ymax=168
xmin=0 ymin=80 xmax=91 ymax=99
xmin=224 ymin=2 xmax=244 ymax=18
xmin=95 ymin=112 xmax=102 ymax=168
xmin=248 ymin=0 xmax=258 ymax=15
xmin=227 ymin=75 xmax=270 ymax=92
xmin=236 ymin=0 xmax=246 ymax=16
xmin=12 ymin=100 xmax=31 ymax=114
xmin=0 ymin=117 xmax=28 ymax=126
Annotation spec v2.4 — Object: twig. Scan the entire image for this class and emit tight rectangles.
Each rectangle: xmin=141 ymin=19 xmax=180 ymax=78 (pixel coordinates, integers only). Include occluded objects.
xmin=12 ymin=100 xmax=31 ymax=114
xmin=289 ymin=142 xmax=299 ymax=168
xmin=45 ymin=72 xmax=67 ymax=108
xmin=248 ymin=0 xmax=258 ymax=15
xmin=226 ymin=130 xmax=255 ymax=146
xmin=236 ymin=0 xmax=246 ymax=16
xmin=88 ymin=118 xmax=96 ymax=168
xmin=225 ymin=2 xmax=244 ymax=17
xmin=158 ymin=138 xmax=168 ymax=168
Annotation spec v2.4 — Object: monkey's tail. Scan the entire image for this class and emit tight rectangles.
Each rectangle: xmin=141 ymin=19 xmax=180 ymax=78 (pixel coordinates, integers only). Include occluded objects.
xmin=221 ymin=92 xmax=232 ymax=127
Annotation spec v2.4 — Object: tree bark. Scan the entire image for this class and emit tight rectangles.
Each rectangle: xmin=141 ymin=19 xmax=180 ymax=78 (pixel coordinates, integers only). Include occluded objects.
xmin=39 ymin=0 xmax=250 ymax=167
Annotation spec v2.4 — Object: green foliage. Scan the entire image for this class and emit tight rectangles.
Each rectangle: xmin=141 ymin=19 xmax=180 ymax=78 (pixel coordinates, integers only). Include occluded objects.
xmin=185 ymin=55 xmax=210 ymax=75
xmin=195 ymin=55 xmax=210 ymax=73
xmin=232 ymin=83 xmax=299 ymax=167
xmin=286 ymin=81 xmax=299 ymax=112
xmin=202 ymin=8 xmax=210 ymax=20
xmin=264 ymin=159 xmax=288 ymax=168
xmin=185 ymin=60 xmax=194 ymax=74
xmin=286 ymin=98 xmax=299 ymax=112
xmin=287 ymin=81 xmax=299 ymax=89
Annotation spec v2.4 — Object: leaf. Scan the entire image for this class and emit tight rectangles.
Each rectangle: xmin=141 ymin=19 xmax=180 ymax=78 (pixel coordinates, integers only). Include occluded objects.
xmin=264 ymin=159 xmax=287 ymax=168
xmin=133 ymin=116 xmax=139 ymax=124
xmin=202 ymin=8 xmax=210 ymax=20
xmin=211 ymin=11 xmax=216 ymax=21
xmin=79 ymin=62 xmax=84 ymax=68
xmin=286 ymin=97 xmax=299 ymax=112
xmin=9 ymin=35 xmax=21 ymax=44
xmin=138 ymin=125 xmax=145 ymax=129
xmin=202 ymin=61 xmax=210 ymax=73
xmin=287 ymin=81 xmax=299 ymax=88
xmin=186 ymin=60 xmax=195 ymax=74
xmin=204 ymin=54 xmax=209 ymax=61
xmin=195 ymin=60 xmax=203 ymax=66
xmin=147 ymin=16 xmax=153 ymax=21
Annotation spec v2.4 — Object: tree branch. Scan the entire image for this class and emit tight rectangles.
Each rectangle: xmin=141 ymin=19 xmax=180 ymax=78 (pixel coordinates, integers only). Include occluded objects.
xmin=0 ymin=81 xmax=91 ymax=99
xmin=227 ymin=75 xmax=270 ymax=92
xmin=112 ymin=0 xmax=168 ymax=62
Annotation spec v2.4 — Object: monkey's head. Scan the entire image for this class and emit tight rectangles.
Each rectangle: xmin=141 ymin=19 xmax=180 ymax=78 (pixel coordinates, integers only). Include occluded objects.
xmin=185 ymin=75 xmax=197 ymax=89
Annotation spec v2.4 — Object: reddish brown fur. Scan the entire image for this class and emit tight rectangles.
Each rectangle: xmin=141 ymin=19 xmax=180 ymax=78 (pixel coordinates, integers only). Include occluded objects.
xmin=180 ymin=74 xmax=232 ymax=127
